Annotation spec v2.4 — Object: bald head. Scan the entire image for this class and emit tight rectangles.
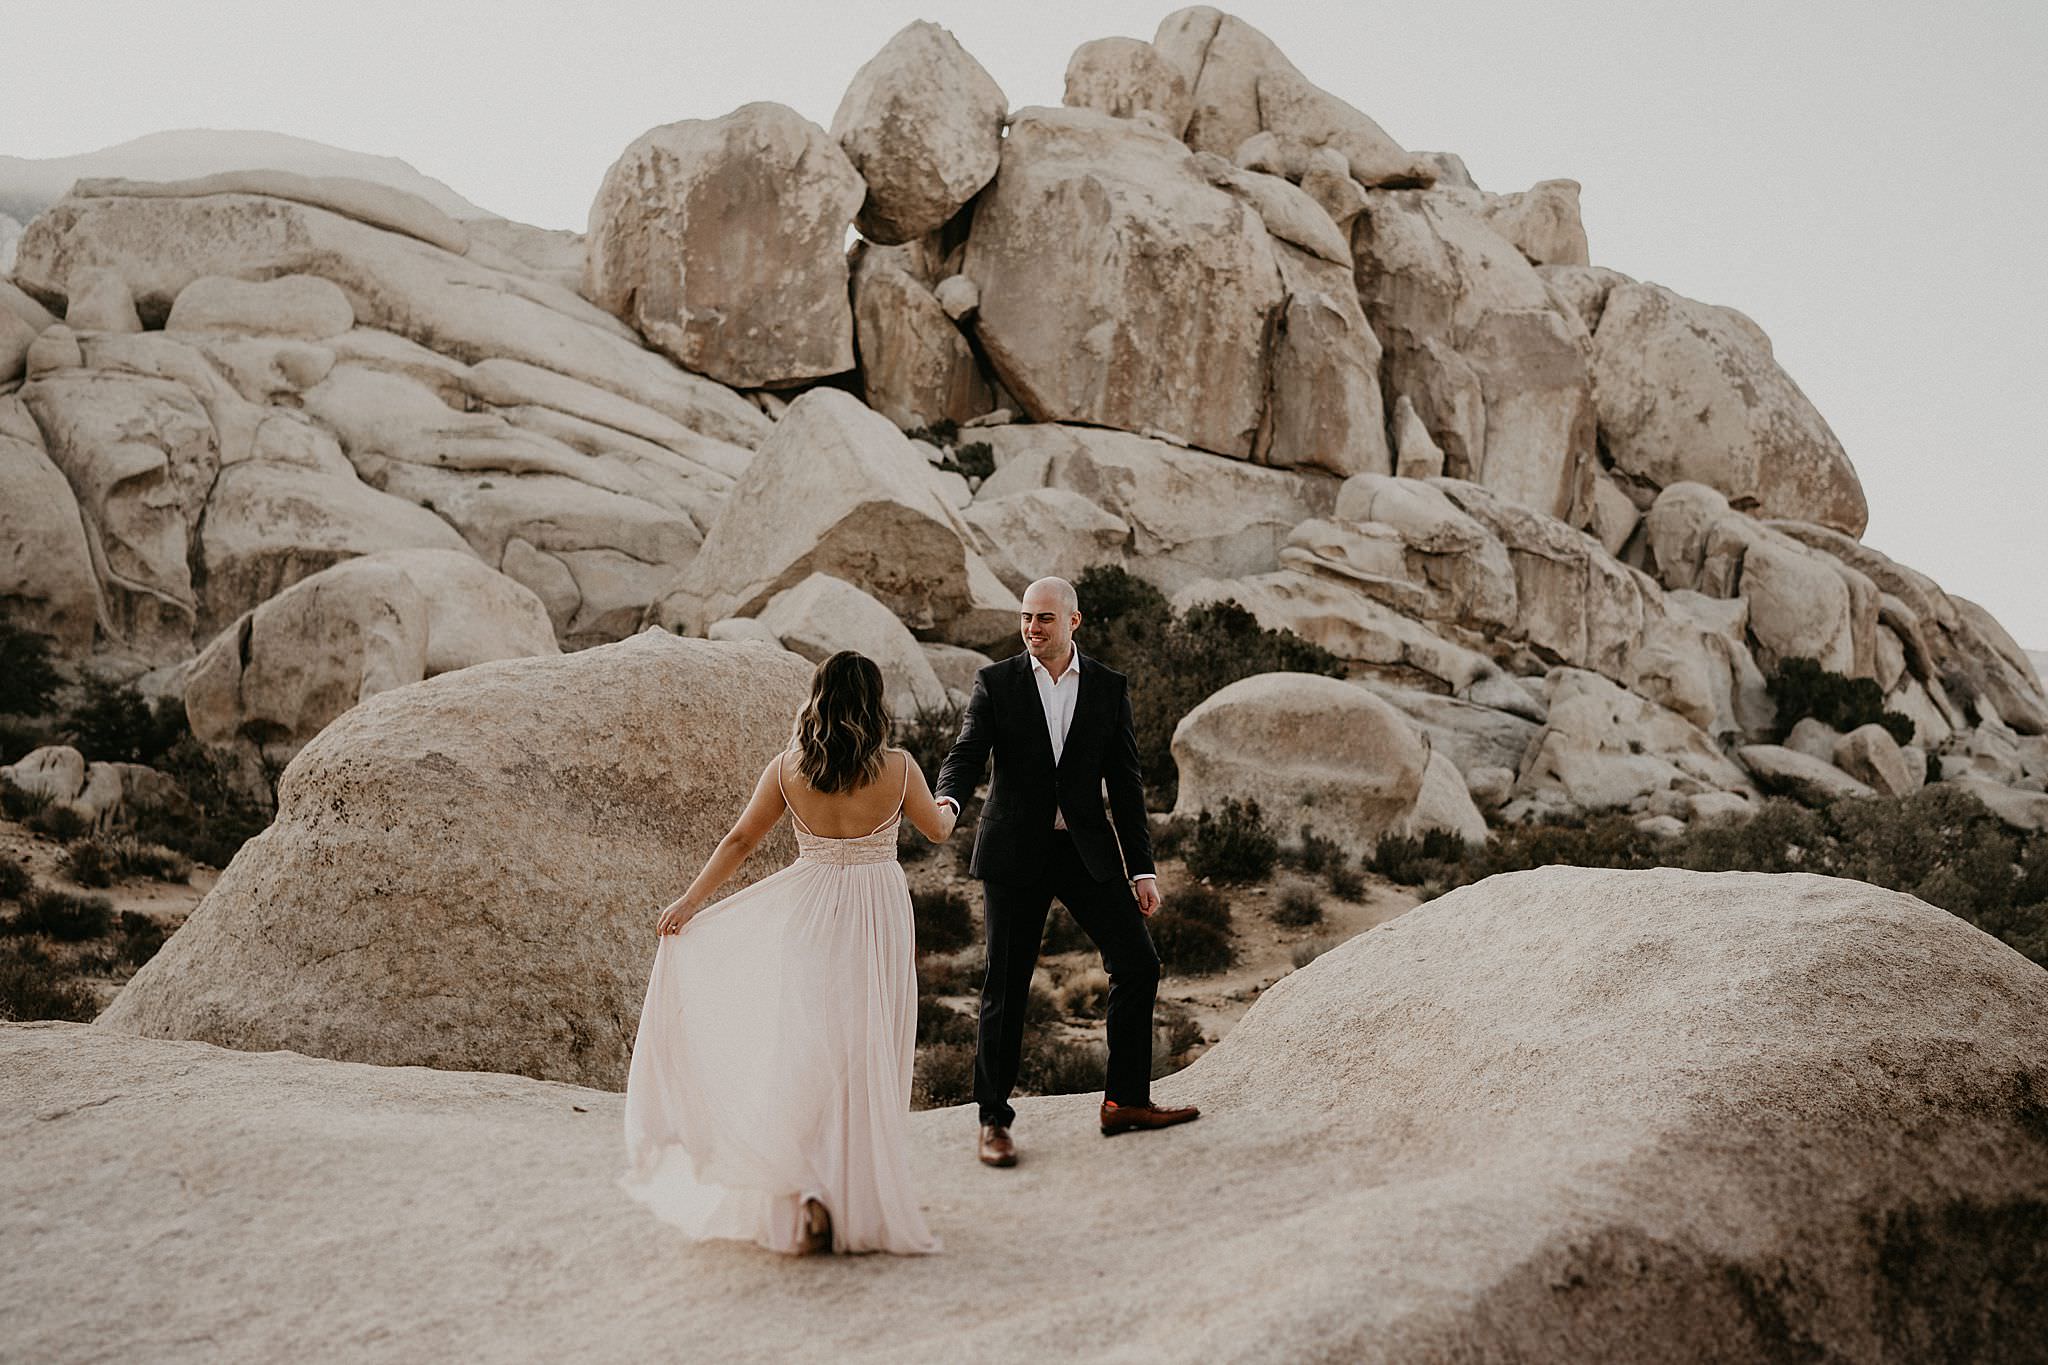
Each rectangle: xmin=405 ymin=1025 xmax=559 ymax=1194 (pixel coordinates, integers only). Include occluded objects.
xmin=1019 ymin=576 xmax=1082 ymax=668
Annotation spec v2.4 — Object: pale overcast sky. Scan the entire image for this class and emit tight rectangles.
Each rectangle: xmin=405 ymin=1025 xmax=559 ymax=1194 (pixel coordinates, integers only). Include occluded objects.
xmin=12 ymin=0 xmax=2047 ymax=647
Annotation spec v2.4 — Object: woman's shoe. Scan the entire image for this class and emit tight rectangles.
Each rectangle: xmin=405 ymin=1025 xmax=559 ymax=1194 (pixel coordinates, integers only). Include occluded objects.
xmin=796 ymin=1196 xmax=833 ymax=1255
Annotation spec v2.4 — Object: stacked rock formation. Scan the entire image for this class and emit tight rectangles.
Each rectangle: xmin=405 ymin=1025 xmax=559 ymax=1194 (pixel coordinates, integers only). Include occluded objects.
xmin=2 ymin=5 xmax=2043 ymax=837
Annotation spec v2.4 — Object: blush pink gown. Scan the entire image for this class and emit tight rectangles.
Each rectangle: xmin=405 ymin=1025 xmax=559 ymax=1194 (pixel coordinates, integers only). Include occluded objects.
xmin=618 ymin=755 xmax=941 ymax=1255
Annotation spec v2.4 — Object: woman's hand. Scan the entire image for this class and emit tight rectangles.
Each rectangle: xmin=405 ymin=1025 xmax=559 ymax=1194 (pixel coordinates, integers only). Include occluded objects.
xmin=656 ymin=900 xmax=695 ymax=936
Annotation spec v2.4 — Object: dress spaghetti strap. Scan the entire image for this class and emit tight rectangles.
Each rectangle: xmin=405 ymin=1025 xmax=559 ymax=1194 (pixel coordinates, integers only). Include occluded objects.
xmin=776 ymin=751 xmax=816 ymax=836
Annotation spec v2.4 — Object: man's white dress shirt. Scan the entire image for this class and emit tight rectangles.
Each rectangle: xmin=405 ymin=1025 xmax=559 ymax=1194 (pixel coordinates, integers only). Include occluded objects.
xmin=934 ymin=649 xmax=1155 ymax=884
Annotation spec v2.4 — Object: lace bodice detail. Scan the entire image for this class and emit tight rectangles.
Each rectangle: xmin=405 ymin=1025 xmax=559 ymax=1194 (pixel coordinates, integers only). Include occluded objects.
xmin=793 ymin=819 xmax=902 ymax=867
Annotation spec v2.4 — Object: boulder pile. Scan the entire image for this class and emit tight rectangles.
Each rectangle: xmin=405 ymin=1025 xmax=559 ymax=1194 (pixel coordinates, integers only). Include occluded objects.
xmin=1 ymin=5 xmax=2042 ymax=838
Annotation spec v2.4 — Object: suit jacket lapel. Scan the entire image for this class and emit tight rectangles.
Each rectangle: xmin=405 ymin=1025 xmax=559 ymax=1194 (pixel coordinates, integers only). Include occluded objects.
xmin=1056 ymin=651 xmax=1099 ymax=774
xmin=1011 ymin=653 xmax=1059 ymax=772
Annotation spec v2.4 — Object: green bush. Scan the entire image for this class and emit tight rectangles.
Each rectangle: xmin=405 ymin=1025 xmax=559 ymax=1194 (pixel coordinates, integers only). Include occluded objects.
xmin=1183 ymin=798 xmax=1279 ymax=884
xmin=0 ymin=622 xmax=63 ymax=718
xmin=916 ymin=993 xmax=977 ymax=1047
xmin=7 ymin=887 xmax=114 ymax=941
xmin=65 ymin=676 xmax=188 ymax=766
xmin=918 ymin=951 xmax=982 ymax=996
xmin=60 ymin=838 xmax=115 ymax=888
xmin=911 ymin=887 xmax=976 ymax=954
xmin=1325 ymin=860 xmax=1365 ymax=901
xmin=0 ymin=774 xmax=50 ymax=822
xmin=0 ymin=941 xmax=97 ymax=1022
xmin=1150 ymin=885 xmax=1235 ymax=976
xmin=903 ymin=418 xmax=959 ymax=447
xmin=941 ymin=441 xmax=995 ymax=481
xmin=113 ymin=911 xmax=167 ymax=969
xmin=1272 ymin=878 xmax=1324 ymax=927
xmin=911 ymin=1041 xmax=976 ymax=1109
xmin=1075 ymin=565 xmax=1344 ymax=803
xmin=1055 ymin=967 xmax=1109 ymax=1019
xmin=0 ymin=854 xmax=30 ymax=902
xmin=1767 ymin=656 xmax=1915 ymax=747
xmin=1281 ymin=824 xmax=1343 ymax=875
xmin=0 ymin=714 xmax=57 ymax=766
xmin=1408 ymin=788 xmax=2048 ymax=969
xmin=1290 ymin=937 xmax=1336 ymax=970
xmin=1041 ymin=905 xmax=1094 ymax=955
xmin=128 ymin=737 xmax=271 ymax=868
xmin=1017 ymin=1034 xmax=1105 ymax=1097
xmin=1154 ymin=1000 xmax=1204 ymax=1068
xmin=896 ymin=700 xmax=963 ymax=790
xmin=1367 ymin=827 xmax=1477 ymax=886
xmin=24 ymin=802 xmax=89 ymax=842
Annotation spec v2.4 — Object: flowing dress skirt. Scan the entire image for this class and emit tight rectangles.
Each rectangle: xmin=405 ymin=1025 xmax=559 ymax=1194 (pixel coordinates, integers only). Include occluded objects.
xmin=618 ymin=850 xmax=941 ymax=1255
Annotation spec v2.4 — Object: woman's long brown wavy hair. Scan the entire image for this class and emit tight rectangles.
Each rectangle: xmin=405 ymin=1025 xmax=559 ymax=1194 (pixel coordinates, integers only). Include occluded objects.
xmin=790 ymin=651 xmax=891 ymax=794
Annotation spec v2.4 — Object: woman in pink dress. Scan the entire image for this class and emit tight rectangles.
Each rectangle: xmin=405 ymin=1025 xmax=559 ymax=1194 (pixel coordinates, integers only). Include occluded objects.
xmin=618 ymin=651 xmax=956 ymax=1256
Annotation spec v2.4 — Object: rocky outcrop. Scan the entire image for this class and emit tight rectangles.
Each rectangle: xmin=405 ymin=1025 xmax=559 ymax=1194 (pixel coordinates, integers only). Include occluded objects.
xmin=1512 ymin=669 xmax=1754 ymax=818
xmin=584 ymin=103 xmax=865 ymax=389
xmin=1594 ymin=283 xmax=1868 ymax=535
xmin=965 ymin=106 xmax=1282 ymax=458
xmin=99 ymin=632 xmax=811 ymax=1088
xmin=976 ymin=423 xmax=1335 ymax=595
xmin=182 ymin=548 xmax=559 ymax=769
xmin=830 ymin=21 xmax=1006 ymax=245
xmin=1063 ymin=37 xmax=1192 ymax=131
xmin=0 ymin=401 xmax=100 ymax=652
xmin=650 ymin=388 xmax=1018 ymax=646
xmin=754 ymin=573 xmax=948 ymax=720
xmin=18 ymin=867 xmax=2046 ymax=1359
xmin=1170 ymin=672 xmax=1431 ymax=857
xmin=849 ymin=241 xmax=992 ymax=429
xmin=1350 ymin=188 xmax=1596 ymax=522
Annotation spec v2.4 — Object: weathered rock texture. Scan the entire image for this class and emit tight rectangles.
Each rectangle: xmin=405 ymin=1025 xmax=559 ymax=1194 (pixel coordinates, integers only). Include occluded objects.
xmin=830 ymin=21 xmax=1007 ymax=245
xmin=11 ymin=868 xmax=2044 ymax=1360
xmin=96 ymin=632 xmax=812 ymax=1089
xmin=585 ymin=102 xmax=865 ymax=389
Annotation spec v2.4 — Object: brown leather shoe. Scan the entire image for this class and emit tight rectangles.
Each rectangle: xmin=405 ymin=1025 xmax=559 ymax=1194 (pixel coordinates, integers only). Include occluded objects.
xmin=978 ymin=1123 xmax=1017 ymax=1167
xmin=1100 ymin=1100 xmax=1201 ymax=1136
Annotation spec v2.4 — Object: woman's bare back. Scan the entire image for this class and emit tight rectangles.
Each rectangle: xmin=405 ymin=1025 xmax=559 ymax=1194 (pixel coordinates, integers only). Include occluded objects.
xmin=778 ymin=748 xmax=911 ymax=839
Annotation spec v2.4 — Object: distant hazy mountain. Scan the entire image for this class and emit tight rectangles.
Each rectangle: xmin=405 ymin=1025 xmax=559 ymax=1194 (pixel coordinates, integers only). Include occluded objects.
xmin=0 ymin=212 xmax=20 ymax=273
xmin=2030 ymin=650 xmax=2047 ymax=687
xmin=0 ymin=129 xmax=499 ymax=233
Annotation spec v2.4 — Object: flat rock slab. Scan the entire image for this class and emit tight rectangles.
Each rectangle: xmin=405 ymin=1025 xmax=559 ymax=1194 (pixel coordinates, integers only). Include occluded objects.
xmin=10 ymin=867 xmax=2047 ymax=1361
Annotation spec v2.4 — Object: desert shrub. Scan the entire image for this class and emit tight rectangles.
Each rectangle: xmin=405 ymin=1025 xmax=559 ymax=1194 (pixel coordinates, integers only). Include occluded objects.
xmin=128 ymin=737 xmax=271 ymax=868
xmin=1406 ymin=788 xmax=2048 ymax=969
xmin=60 ymin=838 xmax=115 ymax=888
xmin=896 ymin=822 xmax=934 ymax=863
xmin=1365 ymin=827 xmax=1475 ymax=885
xmin=25 ymin=802 xmax=89 ymax=842
xmin=1150 ymin=816 xmax=1189 ymax=860
xmin=64 ymin=676 xmax=187 ymax=766
xmin=903 ymin=418 xmax=960 ymax=447
xmin=0 ymin=713 xmax=57 ymax=766
xmin=1056 ymin=967 xmax=1110 ymax=1019
xmin=0 ymin=941 xmax=96 ymax=1022
xmin=911 ymin=887 xmax=975 ymax=954
xmin=1150 ymin=894 xmax=1235 ymax=976
xmin=7 ymin=887 xmax=114 ymax=941
xmin=943 ymin=441 xmax=995 ymax=481
xmin=1272 ymin=877 xmax=1324 ymax=927
xmin=1 ymin=774 xmax=51 ymax=822
xmin=1183 ymin=798 xmax=1278 ymax=885
xmin=1017 ymin=1034 xmax=1105 ymax=1097
xmin=912 ymin=1041 xmax=976 ymax=1109
xmin=1155 ymin=1000 xmax=1204 ymax=1063
xmin=896 ymin=700 xmax=963 ymax=788
xmin=1281 ymin=824 xmax=1344 ymax=875
xmin=1767 ymin=656 xmax=1915 ymax=747
xmin=113 ymin=911 xmax=168 ymax=969
xmin=1075 ymin=565 xmax=1344 ymax=803
xmin=1290 ymin=937 xmax=1336 ymax=970
xmin=0 ymin=622 xmax=63 ymax=718
xmin=918 ymin=950 xmax=982 ymax=996
xmin=0 ymin=854 xmax=30 ymax=902
xmin=917 ymin=993 xmax=977 ymax=1048
xmin=1324 ymin=860 xmax=1365 ymax=901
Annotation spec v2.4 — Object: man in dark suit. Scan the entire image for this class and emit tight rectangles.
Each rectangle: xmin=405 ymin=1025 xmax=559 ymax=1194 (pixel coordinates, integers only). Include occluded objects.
xmin=934 ymin=575 xmax=1200 ymax=1168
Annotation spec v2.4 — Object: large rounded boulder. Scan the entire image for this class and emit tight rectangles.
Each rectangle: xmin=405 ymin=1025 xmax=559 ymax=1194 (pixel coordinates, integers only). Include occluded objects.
xmin=1169 ymin=671 xmax=1439 ymax=856
xmin=98 ymin=631 xmax=812 ymax=1089
xmin=15 ymin=868 xmax=2046 ymax=1358
xmin=584 ymin=102 xmax=865 ymax=389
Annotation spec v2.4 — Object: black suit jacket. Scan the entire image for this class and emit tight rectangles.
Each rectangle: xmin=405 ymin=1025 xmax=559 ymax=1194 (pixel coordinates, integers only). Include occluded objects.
xmin=935 ymin=650 xmax=1155 ymax=885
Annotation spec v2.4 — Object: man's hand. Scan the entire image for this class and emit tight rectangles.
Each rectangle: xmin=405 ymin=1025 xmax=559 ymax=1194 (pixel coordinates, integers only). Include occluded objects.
xmin=1134 ymin=879 xmax=1162 ymax=917
xmin=656 ymin=901 xmax=695 ymax=936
